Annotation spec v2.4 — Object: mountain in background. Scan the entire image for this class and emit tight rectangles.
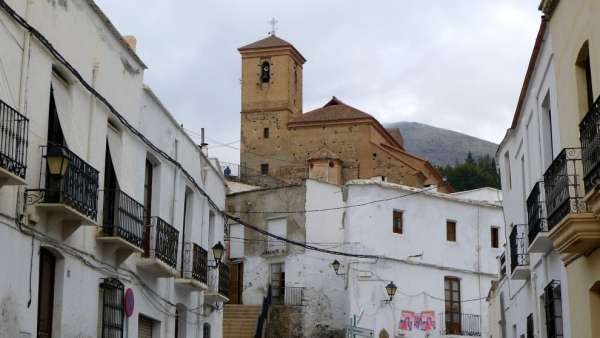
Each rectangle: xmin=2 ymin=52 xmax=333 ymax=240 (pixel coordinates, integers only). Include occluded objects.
xmin=386 ymin=121 xmax=499 ymax=166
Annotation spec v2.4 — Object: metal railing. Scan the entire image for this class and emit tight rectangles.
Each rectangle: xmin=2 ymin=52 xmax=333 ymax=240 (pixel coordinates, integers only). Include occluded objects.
xmin=527 ymin=181 xmax=548 ymax=244
xmin=579 ymin=95 xmax=600 ymax=193
xmin=255 ymin=284 xmax=273 ymax=338
xmin=272 ymin=286 xmax=303 ymax=306
xmin=220 ymin=161 xmax=289 ymax=188
xmin=510 ymin=224 xmax=529 ymax=273
xmin=0 ymin=99 xmax=28 ymax=179
xmin=218 ymin=263 xmax=229 ymax=296
xmin=543 ymin=148 xmax=587 ymax=230
xmin=439 ymin=312 xmax=481 ymax=336
xmin=145 ymin=216 xmax=179 ymax=268
xmin=182 ymin=242 xmax=208 ymax=284
xmin=101 ymin=189 xmax=145 ymax=249
xmin=43 ymin=145 xmax=99 ymax=219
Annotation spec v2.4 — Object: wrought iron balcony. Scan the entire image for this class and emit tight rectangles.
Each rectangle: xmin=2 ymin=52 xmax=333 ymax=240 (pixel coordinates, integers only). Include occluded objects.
xmin=439 ymin=312 xmax=481 ymax=336
xmin=0 ymin=99 xmax=28 ymax=185
xmin=138 ymin=216 xmax=179 ymax=277
xmin=510 ymin=224 xmax=530 ymax=280
xmin=527 ymin=182 xmax=553 ymax=252
xmin=579 ymin=95 xmax=600 ymax=193
xmin=205 ymin=261 xmax=230 ymax=304
xmin=543 ymin=148 xmax=587 ymax=230
xmin=176 ymin=242 xmax=208 ymax=290
xmin=98 ymin=189 xmax=145 ymax=254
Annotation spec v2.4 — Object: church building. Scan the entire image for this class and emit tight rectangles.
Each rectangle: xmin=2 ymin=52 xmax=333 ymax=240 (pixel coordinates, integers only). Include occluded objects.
xmin=238 ymin=34 xmax=453 ymax=192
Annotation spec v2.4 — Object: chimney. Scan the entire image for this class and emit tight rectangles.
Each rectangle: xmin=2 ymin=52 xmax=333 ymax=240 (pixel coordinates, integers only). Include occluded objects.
xmin=200 ymin=128 xmax=209 ymax=156
xmin=123 ymin=35 xmax=137 ymax=52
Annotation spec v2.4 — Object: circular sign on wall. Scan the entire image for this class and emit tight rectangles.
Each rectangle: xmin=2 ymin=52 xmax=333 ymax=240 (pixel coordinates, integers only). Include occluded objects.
xmin=124 ymin=288 xmax=134 ymax=317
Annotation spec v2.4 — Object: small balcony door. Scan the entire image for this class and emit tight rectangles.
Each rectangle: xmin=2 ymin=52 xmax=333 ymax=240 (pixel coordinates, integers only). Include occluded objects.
xmin=445 ymin=276 xmax=461 ymax=334
xmin=37 ymin=249 xmax=56 ymax=338
xmin=102 ymin=141 xmax=118 ymax=234
xmin=142 ymin=159 xmax=153 ymax=256
xmin=270 ymin=263 xmax=285 ymax=304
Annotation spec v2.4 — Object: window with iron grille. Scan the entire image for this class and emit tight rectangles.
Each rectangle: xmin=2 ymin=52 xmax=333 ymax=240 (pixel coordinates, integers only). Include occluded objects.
xmin=100 ymin=278 xmax=124 ymax=338
xmin=261 ymin=163 xmax=269 ymax=175
xmin=544 ymin=280 xmax=564 ymax=338
xmin=527 ymin=313 xmax=534 ymax=338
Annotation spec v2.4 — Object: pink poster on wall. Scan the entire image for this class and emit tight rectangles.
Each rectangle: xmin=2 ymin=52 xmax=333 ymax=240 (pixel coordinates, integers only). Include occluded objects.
xmin=399 ymin=311 xmax=416 ymax=331
xmin=418 ymin=311 xmax=436 ymax=331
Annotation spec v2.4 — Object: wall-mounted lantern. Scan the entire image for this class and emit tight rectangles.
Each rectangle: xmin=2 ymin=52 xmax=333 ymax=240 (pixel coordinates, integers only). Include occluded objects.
xmin=46 ymin=146 xmax=70 ymax=177
xmin=384 ymin=281 xmax=397 ymax=303
xmin=209 ymin=241 xmax=225 ymax=269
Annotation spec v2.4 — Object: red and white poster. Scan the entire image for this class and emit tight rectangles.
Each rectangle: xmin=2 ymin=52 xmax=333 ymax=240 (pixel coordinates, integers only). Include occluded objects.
xmin=417 ymin=311 xmax=436 ymax=331
xmin=399 ymin=310 xmax=436 ymax=331
xmin=399 ymin=311 xmax=416 ymax=331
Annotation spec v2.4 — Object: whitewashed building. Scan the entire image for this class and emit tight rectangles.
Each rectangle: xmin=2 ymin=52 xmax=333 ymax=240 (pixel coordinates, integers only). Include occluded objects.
xmin=226 ymin=177 xmax=503 ymax=338
xmin=488 ymin=19 xmax=572 ymax=338
xmin=0 ymin=1 xmax=228 ymax=338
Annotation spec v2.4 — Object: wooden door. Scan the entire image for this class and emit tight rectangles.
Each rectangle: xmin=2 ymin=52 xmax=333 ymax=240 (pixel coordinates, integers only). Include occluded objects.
xmin=228 ymin=262 xmax=243 ymax=304
xmin=445 ymin=277 xmax=461 ymax=334
xmin=37 ymin=249 xmax=56 ymax=338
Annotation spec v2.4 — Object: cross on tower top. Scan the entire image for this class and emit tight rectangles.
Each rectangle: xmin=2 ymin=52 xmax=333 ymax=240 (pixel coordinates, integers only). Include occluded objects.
xmin=268 ymin=18 xmax=278 ymax=36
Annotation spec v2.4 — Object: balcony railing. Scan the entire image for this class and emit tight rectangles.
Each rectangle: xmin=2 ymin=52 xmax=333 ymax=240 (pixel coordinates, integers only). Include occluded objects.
xmin=218 ymin=263 xmax=229 ymax=296
xmin=182 ymin=242 xmax=208 ymax=284
xmin=527 ymin=181 xmax=548 ymax=243
xmin=145 ymin=217 xmax=179 ymax=268
xmin=439 ymin=312 xmax=481 ymax=336
xmin=0 ymin=99 xmax=28 ymax=179
xmin=272 ymin=286 xmax=303 ymax=306
xmin=543 ymin=148 xmax=587 ymax=230
xmin=579 ymin=95 xmax=600 ymax=193
xmin=43 ymin=145 xmax=99 ymax=219
xmin=510 ymin=224 xmax=529 ymax=273
xmin=101 ymin=190 xmax=145 ymax=249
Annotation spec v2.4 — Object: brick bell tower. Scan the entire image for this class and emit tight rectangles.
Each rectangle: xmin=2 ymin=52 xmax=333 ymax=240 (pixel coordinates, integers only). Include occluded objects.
xmin=238 ymin=34 xmax=306 ymax=184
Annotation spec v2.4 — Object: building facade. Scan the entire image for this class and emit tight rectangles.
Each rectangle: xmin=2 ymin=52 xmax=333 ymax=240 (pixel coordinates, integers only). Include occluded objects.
xmin=237 ymin=34 xmax=453 ymax=193
xmin=0 ymin=1 xmax=227 ymax=337
xmin=226 ymin=177 xmax=503 ymax=338
xmin=489 ymin=18 xmax=573 ymax=338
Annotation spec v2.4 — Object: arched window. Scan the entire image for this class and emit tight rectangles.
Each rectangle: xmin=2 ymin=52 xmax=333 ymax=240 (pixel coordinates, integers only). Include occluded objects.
xmin=261 ymin=61 xmax=271 ymax=83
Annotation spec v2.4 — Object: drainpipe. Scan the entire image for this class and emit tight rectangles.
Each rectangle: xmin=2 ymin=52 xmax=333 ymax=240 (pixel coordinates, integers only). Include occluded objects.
xmin=86 ymin=63 xmax=99 ymax=161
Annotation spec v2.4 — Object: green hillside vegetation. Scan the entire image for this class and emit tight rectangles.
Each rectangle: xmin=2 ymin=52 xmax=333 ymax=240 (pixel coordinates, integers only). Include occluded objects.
xmin=438 ymin=153 xmax=500 ymax=191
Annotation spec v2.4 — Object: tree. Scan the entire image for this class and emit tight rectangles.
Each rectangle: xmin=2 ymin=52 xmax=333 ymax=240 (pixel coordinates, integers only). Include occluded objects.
xmin=438 ymin=153 xmax=500 ymax=191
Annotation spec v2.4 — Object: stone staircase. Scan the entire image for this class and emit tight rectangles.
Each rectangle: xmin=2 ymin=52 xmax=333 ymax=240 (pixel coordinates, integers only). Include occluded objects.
xmin=223 ymin=304 xmax=262 ymax=338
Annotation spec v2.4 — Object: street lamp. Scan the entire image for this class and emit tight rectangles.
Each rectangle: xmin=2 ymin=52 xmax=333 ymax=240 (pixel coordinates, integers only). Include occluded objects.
xmin=385 ymin=281 xmax=397 ymax=302
xmin=46 ymin=146 xmax=69 ymax=177
xmin=209 ymin=241 xmax=225 ymax=269
xmin=331 ymin=259 xmax=345 ymax=276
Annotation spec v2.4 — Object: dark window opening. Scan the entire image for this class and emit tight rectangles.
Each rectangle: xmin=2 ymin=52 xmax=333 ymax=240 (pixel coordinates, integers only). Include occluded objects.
xmin=491 ymin=227 xmax=499 ymax=248
xmin=261 ymin=163 xmax=269 ymax=175
xmin=143 ymin=159 xmax=154 ymax=256
xmin=203 ymin=323 xmax=211 ymax=338
xmin=261 ymin=61 xmax=270 ymax=83
xmin=102 ymin=141 xmax=119 ymax=233
xmin=100 ymin=278 xmax=124 ymax=338
xmin=527 ymin=313 xmax=534 ymax=338
xmin=263 ymin=128 xmax=269 ymax=139
xmin=544 ymin=280 xmax=564 ymax=338
xmin=447 ymin=221 xmax=457 ymax=242
xmin=393 ymin=210 xmax=403 ymax=234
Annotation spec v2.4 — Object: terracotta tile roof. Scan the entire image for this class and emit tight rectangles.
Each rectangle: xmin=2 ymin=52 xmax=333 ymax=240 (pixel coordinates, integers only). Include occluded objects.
xmin=385 ymin=128 xmax=404 ymax=147
xmin=289 ymin=97 xmax=374 ymax=124
xmin=238 ymin=35 xmax=294 ymax=51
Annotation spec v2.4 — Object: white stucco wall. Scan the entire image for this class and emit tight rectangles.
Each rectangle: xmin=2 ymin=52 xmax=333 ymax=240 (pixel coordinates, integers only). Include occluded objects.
xmin=492 ymin=24 xmax=572 ymax=338
xmin=343 ymin=181 xmax=504 ymax=338
xmin=0 ymin=1 xmax=226 ymax=337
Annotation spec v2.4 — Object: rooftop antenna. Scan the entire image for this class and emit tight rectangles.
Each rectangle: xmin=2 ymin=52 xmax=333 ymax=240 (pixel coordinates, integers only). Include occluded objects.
xmin=268 ymin=17 xmax=278 ymax=36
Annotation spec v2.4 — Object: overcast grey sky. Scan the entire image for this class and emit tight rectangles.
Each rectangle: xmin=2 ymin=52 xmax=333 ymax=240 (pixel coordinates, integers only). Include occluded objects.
xmin=96 ymin=0 xmax=541 ymax=163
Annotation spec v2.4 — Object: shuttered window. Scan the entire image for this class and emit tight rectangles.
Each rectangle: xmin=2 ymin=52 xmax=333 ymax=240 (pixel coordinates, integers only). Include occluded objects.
xmin=393 ymin=210 xmax=403 ymax=234
xmin=138 ymin=315 xmax=153 ymax=338
xmin=447 ymin=221 xmax=456 ymax=242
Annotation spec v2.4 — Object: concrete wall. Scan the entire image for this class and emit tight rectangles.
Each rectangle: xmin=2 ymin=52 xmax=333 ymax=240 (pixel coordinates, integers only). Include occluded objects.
xmin=0 ymin=1 xmax=226 ymax=337
xmin=343 ymin=181 xmax=504 ymax=338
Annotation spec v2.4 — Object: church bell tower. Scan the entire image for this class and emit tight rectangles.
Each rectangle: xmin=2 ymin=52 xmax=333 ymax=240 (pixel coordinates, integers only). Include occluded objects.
xmin=238 ymin=33 xmax=305 ymax=184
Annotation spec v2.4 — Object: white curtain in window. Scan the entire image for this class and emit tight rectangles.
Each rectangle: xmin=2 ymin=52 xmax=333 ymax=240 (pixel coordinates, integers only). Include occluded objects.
xmin=267 ymin=218 xmax=286 ymax=252
xmin=50 ymin=75 xmax=79 ymax=150
xmin=106 ymin=126 xmax=122 ymax=183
